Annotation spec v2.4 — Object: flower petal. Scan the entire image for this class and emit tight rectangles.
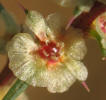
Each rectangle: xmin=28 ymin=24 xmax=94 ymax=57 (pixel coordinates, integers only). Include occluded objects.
xmin=46 ymin=13 xmax=66 ymax=39
xmin=66 ymin=59 xmax=88 ymax=81
xmin=68 ymin=38 xmax=87 ymax=60
xmin=7 ymin=33 xmax=38 ymax=86
xmin=34 ymin=62 xmax=76 ymax=93
xmin=64 ymin=27 xmax=87 ymax=60
xmin=25 ymin=11 xmax=48 ymax=42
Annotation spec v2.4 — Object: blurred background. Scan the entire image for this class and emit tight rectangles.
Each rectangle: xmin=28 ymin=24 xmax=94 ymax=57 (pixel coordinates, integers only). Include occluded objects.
xmin=0 ymin=0 xmax=106 ymax=100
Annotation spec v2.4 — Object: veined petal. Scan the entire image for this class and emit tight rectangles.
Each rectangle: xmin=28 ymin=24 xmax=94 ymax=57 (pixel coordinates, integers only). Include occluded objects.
xmin=64 ymin=27 xmax=87 ymax=60
xmin=7 ymin=33 xmax=38 ymax=86
xmin=36 ymin=62 xmax=76 ymax=93
xmin=68 ymin=38 xmax=87 ymax=60
xmin=66 ymin=59 xmax=88 ymax=81
xmin=7 ymin=33 xmax=38 ymax=53
xmin=25 ymin=11 xmax=48 ymax=42
xmin=46 ymin=13 xmax=66 ymax=39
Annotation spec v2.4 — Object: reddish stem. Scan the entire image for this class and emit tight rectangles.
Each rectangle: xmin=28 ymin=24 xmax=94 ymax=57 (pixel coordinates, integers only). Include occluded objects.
xmin=16 ymin=0 xmax=28 ymax=14
xmin=72 ymin=1 xmax=106 ymax=31
xmin=65 ymin=16 xmax=76 ymax=30
xmin=0 ymin=60 xmax=13 ymax=86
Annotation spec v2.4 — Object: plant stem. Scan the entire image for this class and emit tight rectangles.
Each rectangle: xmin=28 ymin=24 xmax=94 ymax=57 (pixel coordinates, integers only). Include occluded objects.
xmin=89 ymin=29 xmax=106 ymax=57
xmin=3 ymin=79 xmax=28 ymax=100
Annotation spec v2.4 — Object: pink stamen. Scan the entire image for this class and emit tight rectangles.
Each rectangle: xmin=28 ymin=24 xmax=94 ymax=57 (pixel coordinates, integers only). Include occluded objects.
xmin=65 ymin=16 xmax=76 ymax=30
xmin=38 ymin=42 xmax=60 ymax=61
xmin=81 ymin=81 xmax=90 ymax=92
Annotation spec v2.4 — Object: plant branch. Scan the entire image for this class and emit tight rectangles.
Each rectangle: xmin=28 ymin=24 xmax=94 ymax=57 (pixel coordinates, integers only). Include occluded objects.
xmin=3 ymin=79 xmax=28 ymax=100
xmin=89 ymin=29 xmax=106 ymax=57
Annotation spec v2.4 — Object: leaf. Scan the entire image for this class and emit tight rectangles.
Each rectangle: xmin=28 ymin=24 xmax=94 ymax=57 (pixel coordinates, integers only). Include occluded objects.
xmin=0 ymin=38 xmax=6 ymax=54
xmin=0 ymin=4 xmax=20 ymax=35
xmin=0 ymin=4 xmax=21 ymax=54
xmin=3 ymin=79 xmax=28 ymax=100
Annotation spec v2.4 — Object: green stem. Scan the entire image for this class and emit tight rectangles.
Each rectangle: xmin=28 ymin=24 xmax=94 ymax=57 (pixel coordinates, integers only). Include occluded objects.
xmin=3 ymin=79 xmax=28 ymax=100
xmin=89 ymin=29 xmax=106 ymax=57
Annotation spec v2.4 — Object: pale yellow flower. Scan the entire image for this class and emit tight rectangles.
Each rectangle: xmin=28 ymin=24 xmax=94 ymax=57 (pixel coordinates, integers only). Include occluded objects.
xmin=7 ymin=11 xmax=88 ymax=93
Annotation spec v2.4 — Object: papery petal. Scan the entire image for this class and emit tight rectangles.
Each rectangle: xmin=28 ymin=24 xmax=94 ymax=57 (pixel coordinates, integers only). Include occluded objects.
xmin=68 ymin=38 xmax=87 ymax=60
xmin=25 ymin=11 xmax=48 ymax=41
xmin=7 ymin=33 xmax=38 ymax=86
xmin=36 ymin=62 xmax=76 ymax=93
xmin=46 ymin=13 xmax=66 ymax=39
xmin=66 ymin=59 xmax=88 ymax=81
xmin=64 ymin=27 xmax=87 ymax=60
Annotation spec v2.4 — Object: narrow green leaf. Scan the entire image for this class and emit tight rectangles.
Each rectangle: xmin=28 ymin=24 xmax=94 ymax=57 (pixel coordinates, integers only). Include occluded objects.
xmin=89 ymin=29 xmax=101 ymax=42
xmin=0 ymin=38 xmax=6 ymax=54
xmin=0 ymin=4 xmax=20 ymax=34
xmin=0 ymin=4 xmax=21 ymax=54
xmin=3 ymin=79 xmax=28 ymax=100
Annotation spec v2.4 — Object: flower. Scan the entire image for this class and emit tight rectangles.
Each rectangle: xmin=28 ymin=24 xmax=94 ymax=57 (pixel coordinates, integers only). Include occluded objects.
xmin=7 ymin=11 xmax=88 ymax=93
xmin=92 ymin=12 xmax=106 ymax=49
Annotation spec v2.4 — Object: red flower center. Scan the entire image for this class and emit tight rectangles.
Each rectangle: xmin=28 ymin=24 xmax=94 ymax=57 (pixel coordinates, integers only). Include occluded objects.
xmin=38 ymin=42 xmax=61 ymax=64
